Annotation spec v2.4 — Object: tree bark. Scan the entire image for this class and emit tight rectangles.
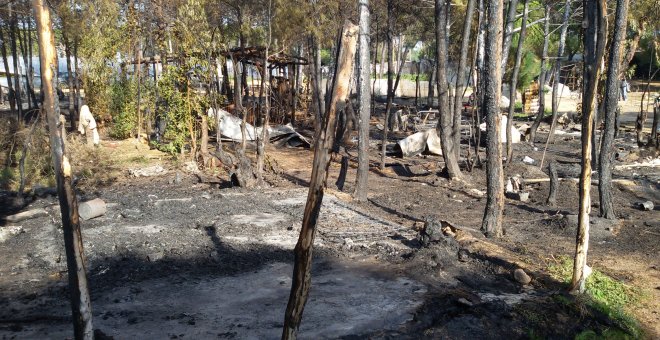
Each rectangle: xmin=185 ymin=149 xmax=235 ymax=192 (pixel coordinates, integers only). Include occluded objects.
xmin=501 ymin=0 xmax=519 ymax=75
xmin=548 ymin=0 xmax=571 ymax=142
xmin=0 ymin=26 xmax=16 ymax=113
xmin=380 ymin=0 xmax=394 ymax=171
xmin=529 ymin=5 xmax=551 ymax=143
xmin=355 ymin=0 xmax=371 ymax=202
xmin=436 ymin=0 xmax=462 ymax=179
xmin=257 ymin=4 xmax=272 ymax=183
xmin=571 ymin=0 xmax=607 ymax=294
xmin=452 ymin=0 xmax=476 ymax=159
xmin=64 ymin=34 xmax=76 ymax=132
xmin=599 ymin=0 xmax=629 ymax=219
xmin=33 ymin=0 xmax=94 ymax=338
xmin=480 ymin=0 xmax=505 ymax=238
xmin=281 ymin=21 xmax=358 ymax=340
xmin=505 ymin=0 xmax=528 ymax=165
xmin=9 ymin=3 xmax=23 ymax=121
xmin=547 ymin=161 xmax=558 ymax=206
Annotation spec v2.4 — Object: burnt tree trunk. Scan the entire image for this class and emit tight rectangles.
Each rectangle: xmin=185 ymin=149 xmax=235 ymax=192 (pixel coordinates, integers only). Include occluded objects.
xmin=547 ymin=161 xmax=558 ymax=206
xmin=501 ymin=0 xmax=519 ymax=74
xmin=281 ymin=21 xmax=358 ymax=339
xmin=548 ymin=0 xmax=571 ymax=142
xmin=64 ymin=33 xmax=76 ymax=132
xmin=9 ymin=3 xmax=23 ymax=121
xmin=355 ymin=0 xmax=371 ymax=202
xmin=599 ymin=0 xmax=629 ymax=219
xmin=33 ymin=0 xmax=94 ymax=338
xmin=529 ymin=5 xmax=551 ymax=143
xmin=505 ymin=0 xmax=528 ymax=165
xmin=480 ymin=0 xmax=505 ymax=238
xmin=380 ymin=0 xmax=394 ymax=171
xmin=571 ymin=0 xmax=607 ymax=294
xmin=0 ymin=26 xmax=16 ymax=113
xmin=452 ymin=0 xmax=476 ymax=159
xmin=436 ymin=0 xmax=462 ymax=179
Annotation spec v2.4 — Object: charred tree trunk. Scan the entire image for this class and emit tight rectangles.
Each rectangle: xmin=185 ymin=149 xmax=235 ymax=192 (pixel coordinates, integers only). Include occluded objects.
xmin=222 ymin=57 xmax=232 ymax=98
xmin=636 ymin=40 xmax=657 ymax=146
xmin=282 ymin=21 xmax=358 ymax=339
xmin=257 ymin=4 xmax=272 ymax=183
xmin=427 ymin=62 xmax=436 ymax=106
xmin=380 ymin=0 xmax=394 ymax=171
xmin=571 ymin=0 xmax=607 ymax=294
xmin=480 ymin=0 xmax=505 ymax=238
xmin=64 ymin=34 xmax=76 ymax=132
xmin=309 ymin=35 xmax=325 ymax=137
xmin=9 ymin=3 xmax=23 ymax=121
xmin=0 ymin=26 xmax=16 ymax=113
xmin=33 ymin=0 xmax=94 ymax=338
xmin=505 ymin=0 xmax=528 ymax=165
xmin=355 ymin=0 xmax=371 ymax=202
xmin=599 ymin=0 xmax=629 ymax=219
xmin=548 ymin=0 xmax=571 ymax=142
xmin=452 ymin=0 xmax=476 ymax=159
xmin=529 ymin=5 xmax=551 ymax=143
xmin=501 ymin=0 xmax=519 ymax=74
xmin=547 ymin=161 xmax=558 ymax=206
xmin=436 ymin=0 xmax=462 ymax=179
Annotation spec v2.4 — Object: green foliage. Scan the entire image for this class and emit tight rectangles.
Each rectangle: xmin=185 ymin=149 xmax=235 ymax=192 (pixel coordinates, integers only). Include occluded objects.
xmin=547 ymin=256 xmax=645 ymax=337
xmin=156 ymin=66 xmax=209 ymax=154
xmin=519 ymin=51 xmax=541 ymax=90
xmin=108 ymin=77 xmax=157 ymax=139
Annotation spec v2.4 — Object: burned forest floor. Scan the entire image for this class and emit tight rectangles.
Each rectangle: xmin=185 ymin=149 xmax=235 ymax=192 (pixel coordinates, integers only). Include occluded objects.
xmin=1 ymin=91 xmax=659 ymax=339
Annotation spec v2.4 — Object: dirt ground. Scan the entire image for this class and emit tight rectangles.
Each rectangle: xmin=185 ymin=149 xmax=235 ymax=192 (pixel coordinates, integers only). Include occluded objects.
xmin=0 ymin=87 xmax=659 ymax=339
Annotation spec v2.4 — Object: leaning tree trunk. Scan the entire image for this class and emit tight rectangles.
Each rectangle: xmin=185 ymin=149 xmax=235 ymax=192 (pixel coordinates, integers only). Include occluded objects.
xmin=501 ymin=0 xmax=519 ymax=75
xmin=548 ymin=0 xmax=571 ymax=142
xmin=505 ymin=0 xmax=529 ymax=165
xmin=452 ymin=0 xmax=477 ymax=159
xmin=599 ymin=0 xmax=629 ymax=219
xmin=282 ymin=21 xmax=358 ymax=340
xmin=380 ymin=0 xmax=394 ymax=171
xmin=529 ymin=5 xmax=551 ymax=143
xmin=33 ymin=0 xmax=94 ymax=338
xmin=571 ymin=0 xmax=607 ymax=294
xmin=355 ymin=0 xmax=371 ymax=202
xmin=436 ymin=0 xmax=462 ymax=179
xmin=481 ymin=0 xmax=505 ymax=238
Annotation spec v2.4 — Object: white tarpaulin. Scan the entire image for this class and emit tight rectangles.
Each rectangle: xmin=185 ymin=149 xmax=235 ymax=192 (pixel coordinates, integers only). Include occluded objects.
xmin=209 ymin=108 xmax=310 ymax=147
xmin=479 ymin=115 xmax=521 ymax=143
xmin=397 ymin=129 xmax=443 ymax=157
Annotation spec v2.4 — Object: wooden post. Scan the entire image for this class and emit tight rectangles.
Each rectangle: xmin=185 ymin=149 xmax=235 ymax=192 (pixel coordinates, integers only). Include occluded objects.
xmin=33 ymin=0 xmax=94 ymax=338
xmin=547 ymin=161 xmax=558 ymax=206
xmin=282 ymin=21 xmax=358 ymax=340
xmin=571 ymin=0 xmax=607 ymax=294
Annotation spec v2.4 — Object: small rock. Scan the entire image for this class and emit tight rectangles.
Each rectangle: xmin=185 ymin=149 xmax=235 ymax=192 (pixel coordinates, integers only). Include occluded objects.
xmin=513 ymin=268 xmax=531 ymax=285
xmin=522 ymin=156 xmax=535 ymax=165
xmin=201 ymin=193 xmax=212 ymax=200
xmin=638 ymin=201 xmax=654 ymax=211
xmin=147 ymin=252 xmax=164 ymax=262
xmin=343 ymin=238 xmax=354 ymax=249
